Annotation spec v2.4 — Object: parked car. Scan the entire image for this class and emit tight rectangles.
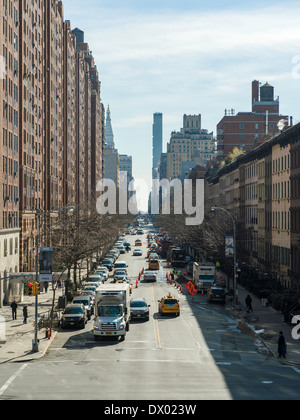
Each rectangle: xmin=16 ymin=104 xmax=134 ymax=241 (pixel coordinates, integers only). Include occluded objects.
xmin=73 ymin=295 xmax=94 ymax=319
xmin=89 ymin=274 xmax=104 ymax=284
xmin=96 ymin=268 xmax=108 ymax=281
xmin=102 ymin=259 xmax=113 ymax=271
xmin=130 ymin=298 xmax=150 ymax=321
xmin=81 ymin=290 xmax=96 ymax=304
xmin=207 ymin=287 xmax=226 ymax=304
xmin=61 ymin=304 xmax=87 ymax=329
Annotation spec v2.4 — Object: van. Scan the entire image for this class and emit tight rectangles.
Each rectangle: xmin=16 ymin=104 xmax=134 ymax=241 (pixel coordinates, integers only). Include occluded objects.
xmin=114 ymin=261 xmax=128 ymax=271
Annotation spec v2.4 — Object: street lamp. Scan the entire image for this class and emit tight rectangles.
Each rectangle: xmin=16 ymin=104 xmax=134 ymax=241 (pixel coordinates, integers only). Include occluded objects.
xmin=211 ymin=206 xmax=238 ymax=303
xmin=32 ymin=205 xmax=75 ymax=352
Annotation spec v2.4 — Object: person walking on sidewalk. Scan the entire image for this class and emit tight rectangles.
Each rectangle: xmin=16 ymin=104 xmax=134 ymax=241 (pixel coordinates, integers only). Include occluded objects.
xmin=278 ymin=331 xmax=287 ymax=359
xmin=11 ymin=300 xmax=18 ymax=320
xmin=245 ymin=295 xmax=253 ymax=313
xmin=23 ymin=305 xmax=28 ymax=324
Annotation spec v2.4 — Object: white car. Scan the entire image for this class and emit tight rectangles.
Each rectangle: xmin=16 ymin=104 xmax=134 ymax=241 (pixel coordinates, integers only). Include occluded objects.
xmin=133 ymin=248 xmax=143 ymax=256
xmin=96 ymin=267 xmax=109 ymax=280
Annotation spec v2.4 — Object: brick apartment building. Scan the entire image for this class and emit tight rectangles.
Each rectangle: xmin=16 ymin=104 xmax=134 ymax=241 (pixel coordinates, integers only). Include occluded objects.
xmin=217 ymin=80 xmax=292 ymax=160
xmin=73 ymin=28 xmax=104 ymax=201
xmin=62 ymin=20 xmax=76 ymax=208
xmin=18 ymin=0 xmax=45 ymax=271
xmin=0 ymin=0 xmax=21 ymax=286
xmin=290 ymin=126 xmax=300 ymax=286
xmin=0 ymin=1 xmax=104 ymax=303
xmin=207 ymin=123 xmax=300 ymax=291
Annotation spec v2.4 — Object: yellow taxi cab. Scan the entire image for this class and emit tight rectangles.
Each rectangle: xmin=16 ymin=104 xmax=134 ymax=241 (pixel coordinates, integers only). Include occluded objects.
xmin=116 ymin=279 xmax=133 ymax=294
xmin=135 ymin=239 xmax=142 ymax=247
xmin=158 ymin=294 xmax=180 ymax=316
xmin=148 ymin=258 xmax=159 ymax=270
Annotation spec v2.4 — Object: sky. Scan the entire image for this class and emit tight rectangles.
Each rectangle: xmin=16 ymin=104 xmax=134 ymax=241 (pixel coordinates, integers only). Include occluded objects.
xmin=62 ymin=0 xmax=300 ymax=210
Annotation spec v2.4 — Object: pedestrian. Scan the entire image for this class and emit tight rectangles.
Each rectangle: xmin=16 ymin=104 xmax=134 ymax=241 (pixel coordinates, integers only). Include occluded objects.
xmin=278 ymin=331 xmax=287 ymax=359
xmin=245 ymin=295 xmax=253 ymax=313
xmin=23 ymin=305 xmax=28 ymax=324
xmin=11 ymin=300 xmax=18 ymax=320
xmin=177 ymin=270 xmax=181 ymax=278
xmin=260 ymin=291 xmax=268 ymax=308
xmin=170 ymin=269 xmax=175 ymax=281
xmin=44 ymin=282 xmax=48 ymax=293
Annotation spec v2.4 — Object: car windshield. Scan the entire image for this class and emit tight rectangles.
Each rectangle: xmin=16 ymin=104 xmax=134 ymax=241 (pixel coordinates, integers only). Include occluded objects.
xmin=131 ymin=301 xmax=147 ymax=308
xmin=103 ymin=260 xmax=111 ymax=264
xmin=164 ymin=299 xmax=178 ymax=305
xmin=64 ymin=307 xmax=84 ymax=315
xmin=98 ymin=306 xmax=122 ymax=317
xmin=73 ymin=300 xmax=89 ymax=305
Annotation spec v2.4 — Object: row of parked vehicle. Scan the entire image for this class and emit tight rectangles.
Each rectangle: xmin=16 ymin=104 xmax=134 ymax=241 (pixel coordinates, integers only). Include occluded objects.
xmin=61 ymin=236 xmax=135 ymax=330
xmin=60 ymin=265 xmax=110 ymax=329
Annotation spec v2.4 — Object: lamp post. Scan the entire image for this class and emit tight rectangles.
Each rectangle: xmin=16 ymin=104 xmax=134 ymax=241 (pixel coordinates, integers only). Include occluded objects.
xmin=32 ymin=205 xmax=75 ymax=352
xmin=211 ymin=206 xmax=238 ymax=303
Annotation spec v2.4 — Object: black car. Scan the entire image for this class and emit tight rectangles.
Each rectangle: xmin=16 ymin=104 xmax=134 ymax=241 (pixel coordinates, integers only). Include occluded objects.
xmin=61 ymin=304 xmax=87 ymax=329
xmin=102 ymin=259 xmax=113 ymax=271
xmin=130 ymin=298 xmax=150 ymax=321
xmin=207 ymin=287 xmax=226 ymax=304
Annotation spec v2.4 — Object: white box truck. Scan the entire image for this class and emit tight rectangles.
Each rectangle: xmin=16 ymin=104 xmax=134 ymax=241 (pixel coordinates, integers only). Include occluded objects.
xmin=93 ymin=283 xmax=130 ymax=341
xmin=193 ymin=263 xmax=216 ymax=293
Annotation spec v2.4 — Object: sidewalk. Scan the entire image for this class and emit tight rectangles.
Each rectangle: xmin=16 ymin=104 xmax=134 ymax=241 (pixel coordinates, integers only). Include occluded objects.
xmin=232 ymin=284 xmax=300 ymax=366
xmin=0 ymin=287 xmax=62 ymax=364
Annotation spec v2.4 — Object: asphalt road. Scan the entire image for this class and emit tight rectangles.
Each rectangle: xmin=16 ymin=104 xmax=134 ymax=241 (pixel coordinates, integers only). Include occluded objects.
xmin=1 ymin=228 xmax=300 ymax=401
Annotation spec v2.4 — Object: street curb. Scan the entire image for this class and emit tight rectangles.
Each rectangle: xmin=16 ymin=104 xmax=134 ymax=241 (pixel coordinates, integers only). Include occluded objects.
xmin=9 ymin=330 xmax=58 ymax=364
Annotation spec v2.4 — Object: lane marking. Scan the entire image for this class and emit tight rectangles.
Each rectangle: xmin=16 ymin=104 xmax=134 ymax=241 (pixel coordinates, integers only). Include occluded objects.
xmin=0 ymin=363 xmax=28 ymax=397
xmin=151 ymin=285 xmax=162 ymax=349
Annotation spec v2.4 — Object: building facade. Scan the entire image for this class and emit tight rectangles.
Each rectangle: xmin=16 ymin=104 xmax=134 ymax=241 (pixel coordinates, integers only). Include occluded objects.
xmin=166 ymin=114 xmax=215 ymax=180
xmin=208 ymin=123 xmax=300 ymax=291
xmin=0 ymin=1 xmax=105 ymax=304
xmin=104 ymin=106 xmax=119 ymax=187
xmin=0 ymin=0 xmax=21 ymax=300
xmin=152 ymin=112 xmax=163 ymax=179
xmin=217 ymin=80 xmax=291 ymax=160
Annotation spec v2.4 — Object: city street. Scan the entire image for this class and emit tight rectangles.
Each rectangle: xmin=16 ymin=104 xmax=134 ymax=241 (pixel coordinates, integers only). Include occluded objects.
xmin=1 ymin=230 xmax=300 ymax=401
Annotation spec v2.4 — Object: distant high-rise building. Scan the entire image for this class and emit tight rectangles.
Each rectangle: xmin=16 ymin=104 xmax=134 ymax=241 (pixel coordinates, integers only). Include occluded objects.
xmin=104 ymin=106 xmax=119 ymax=187
xmin=105 ymin=105 xmax=115 ymax=149
xmin=152 ymin=113 xmax=163 ymax=178
xmin=166 ymin=114 xmax=215 ymax=179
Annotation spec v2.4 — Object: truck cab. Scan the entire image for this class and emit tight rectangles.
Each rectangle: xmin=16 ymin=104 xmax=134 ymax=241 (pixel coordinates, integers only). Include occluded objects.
xmin=93 ymin=284 xmax=130 ymax=342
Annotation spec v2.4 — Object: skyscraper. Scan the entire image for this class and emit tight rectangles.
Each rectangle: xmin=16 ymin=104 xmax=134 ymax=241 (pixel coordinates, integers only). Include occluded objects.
xmin=104 ymin=106 xmax=119 ymax=187
xmin=105 ymin=105 xmax=115 ymax=149
xmin=152 ymin=113 xmax=163 ymax=178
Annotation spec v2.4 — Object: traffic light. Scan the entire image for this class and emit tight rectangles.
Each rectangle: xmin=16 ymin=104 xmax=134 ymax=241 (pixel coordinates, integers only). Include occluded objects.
xmin=33 ymin=282 xmax=40 ymax=296
xmin=27 ymin=282 xmax=34 ymax=296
